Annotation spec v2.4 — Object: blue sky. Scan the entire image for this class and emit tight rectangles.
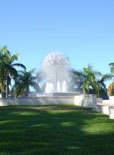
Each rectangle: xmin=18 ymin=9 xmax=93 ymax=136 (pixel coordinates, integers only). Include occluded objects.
xmin=0 ymin=0 xmax=114 ymax=77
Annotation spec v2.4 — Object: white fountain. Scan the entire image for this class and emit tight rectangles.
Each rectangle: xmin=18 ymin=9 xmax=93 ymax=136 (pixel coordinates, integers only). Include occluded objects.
xmin=62 ymin=81 xmax=67 ymax=92
xmin=34 ymin=51 xmax=81 ymax=97
xmin=42 ymin=52 xmax=70 ymax=94
xmin=27 ymin=52 xmax=97 ymax=109
xmin=45 ymin=82 xmax=55 ymax=93
xmin=57 ymin=81 xmax=61 ymax=92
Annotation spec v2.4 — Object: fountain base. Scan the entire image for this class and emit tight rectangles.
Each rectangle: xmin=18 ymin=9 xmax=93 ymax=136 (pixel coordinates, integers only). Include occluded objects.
xmin=33 ymin=92 xmax=81 ymax=97
xmin=0 ymin=94 xmax=97 ymax=108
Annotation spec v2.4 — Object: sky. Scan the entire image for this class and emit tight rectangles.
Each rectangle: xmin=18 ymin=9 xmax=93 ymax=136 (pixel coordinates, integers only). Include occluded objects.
xmin=0 ymin=0 xmax=114 ymax=78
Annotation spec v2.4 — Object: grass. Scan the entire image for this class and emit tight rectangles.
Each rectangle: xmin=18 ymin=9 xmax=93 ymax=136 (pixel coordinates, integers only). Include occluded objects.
xmin=0 ymin=105 xmax=114 ymax=155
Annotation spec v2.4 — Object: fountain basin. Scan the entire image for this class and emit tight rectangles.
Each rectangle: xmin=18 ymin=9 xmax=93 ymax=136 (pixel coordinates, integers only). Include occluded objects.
xmin=34 ymin=92 xmax=81 ymax=97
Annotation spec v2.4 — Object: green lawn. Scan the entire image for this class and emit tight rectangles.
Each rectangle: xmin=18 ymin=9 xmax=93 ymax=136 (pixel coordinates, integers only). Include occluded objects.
xmin=0 ymin=105 xmax=114 ymax=155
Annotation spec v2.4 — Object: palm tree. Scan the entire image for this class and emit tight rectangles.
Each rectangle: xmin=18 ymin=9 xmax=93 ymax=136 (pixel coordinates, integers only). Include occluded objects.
xmin=69 ymin=69 xmax=85 ymax=91
xmin=0 ymin=46 xmax=26 ymax=97
xmin=14 ymin=69 xmax=40 ymax=97
xmin=107 ymin=82 xmax=114 ymax=96
xmin=109 ymin=62 xmax=114 ymax=74
xmin=107 ymin=62 xmax=114 ymax=96
xmin=72 ymin=65 xmax=101 ymax=96
xmin=80 ymin=65 xmax=101 ymax=95
xmin=97 ymin=74 xmax=112 ymax=98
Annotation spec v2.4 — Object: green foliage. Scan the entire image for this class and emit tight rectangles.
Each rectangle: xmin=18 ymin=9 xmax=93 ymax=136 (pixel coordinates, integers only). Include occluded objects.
xmin=72 ymin=66 xmax=112 ymax=98
xmin=0 ymin=46 xmax=26 ymax=97
xmin=13 ymin=69 xmax=40 ymax=97
xmin=0 ymin=45 xmax=41 ymax=98
xmin=108 ymin=62 xmax=114 ymax=96
xmin=72 ymin=65 xmax=100 ymax=96
xmin=109 ymin=62 xmax=114 ymax=73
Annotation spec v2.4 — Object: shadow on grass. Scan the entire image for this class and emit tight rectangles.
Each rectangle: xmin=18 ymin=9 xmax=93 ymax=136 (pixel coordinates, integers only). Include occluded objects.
xmin=0 ymin=106 xmax=114 ymax=155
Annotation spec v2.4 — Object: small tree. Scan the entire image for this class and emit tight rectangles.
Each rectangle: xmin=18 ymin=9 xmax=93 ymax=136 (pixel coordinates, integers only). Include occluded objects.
xmin=97 ymin=74 xmax=112 ymax=98
xmin=14 ymin=69 xmax=40 ymax=97
xmin=107 ymin=62 xmax=114 ymax=96
xmin=80 ymin=65 xmax=101 ymax=96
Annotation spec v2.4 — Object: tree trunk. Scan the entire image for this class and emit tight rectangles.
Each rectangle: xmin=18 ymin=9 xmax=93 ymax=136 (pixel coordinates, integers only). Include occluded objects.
xmin=6 ymin=76 xmax=10 ymax=98
xmin=6 ymin=80 xmax=8 ymax=98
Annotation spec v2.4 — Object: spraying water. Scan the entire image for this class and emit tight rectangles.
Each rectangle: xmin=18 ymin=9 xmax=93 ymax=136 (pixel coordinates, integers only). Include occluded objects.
xmin=42 ymin=52 xmax=70 ymax=93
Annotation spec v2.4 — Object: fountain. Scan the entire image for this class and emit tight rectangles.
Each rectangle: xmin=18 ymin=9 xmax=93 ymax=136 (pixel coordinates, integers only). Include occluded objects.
xmin=1 ymin=51 xmax=96 ymax=109
xmin=45 ymin=82 xmax=54 ymax=93
xmin=57 ymin=81 xmax=61 ymax=92
xmin=42 ymin=52 xmax=70 ymax=94
xmin=62 ymin=81 xmax=67 ymax=92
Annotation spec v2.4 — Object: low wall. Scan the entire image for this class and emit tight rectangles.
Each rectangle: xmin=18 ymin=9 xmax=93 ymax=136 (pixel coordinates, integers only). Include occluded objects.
xmin=0 ymin=94 xmax=97 ymax=108
xmin=97 ymin=98 xmax=103 ymax=103
xmin=96 ymin=105 xmax=110 ymax=115
xmin=0 ymin=96 xmax=74 ymax=106
xmin=74 ymin=94 xmax=97 ymax=108
xmin=96 ymin=103 xmax=114 ymax=119
xmin=109 ymin=106 xmax=114 ymax=119
xmin=109 ymin=96 xmax=114 ymax=103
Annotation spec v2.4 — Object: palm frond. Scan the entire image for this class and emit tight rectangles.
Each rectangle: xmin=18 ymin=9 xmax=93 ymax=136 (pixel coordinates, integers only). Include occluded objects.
xmin=10 ymin=54 xmax=19 ymax=62
xmin=101 ymin=74 xmax=113 ymax=82
xmin=3 ymin=64 xmax=18 ymax=77
xmin=109 ymin=62 xmax=114 ymax=66
xmin=12 ymin=63 xmax=26 ymax=70
xmin=37 ymin=71 xmax=47 ymax=82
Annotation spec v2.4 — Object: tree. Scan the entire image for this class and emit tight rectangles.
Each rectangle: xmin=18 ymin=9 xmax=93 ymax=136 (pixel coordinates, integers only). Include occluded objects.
xmin=69 ymin=69 xmax=85 ymax=92
xmin=0 ymin=46 xmax=26 ymax=97
xmin=107 ymin=82 xmax=114 ymax=96
xmin=14 ymin=69 xmax=40 ymax=97
xmin=72 ymin=65 xmax=102 ymax=96
xmin=97 ymin=74 xmax=112 ymax=98
xmin=80 ymin=65 xmax=101 ymax=95
xmin=107 ymin=62 xmax=114 ymax=96
xmin=109 ymin=62 xmax=114 ymax=74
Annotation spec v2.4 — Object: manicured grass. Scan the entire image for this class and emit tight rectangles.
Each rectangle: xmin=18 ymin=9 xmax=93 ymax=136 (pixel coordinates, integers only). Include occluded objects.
xmin=0 ymin=105 xmax=114 ymax=155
